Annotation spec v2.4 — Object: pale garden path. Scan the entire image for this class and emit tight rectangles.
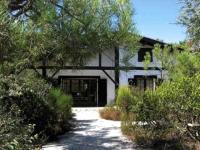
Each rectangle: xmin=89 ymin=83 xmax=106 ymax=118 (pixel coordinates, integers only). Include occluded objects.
xmin=42 ymin=108 xmax=141 ymax=150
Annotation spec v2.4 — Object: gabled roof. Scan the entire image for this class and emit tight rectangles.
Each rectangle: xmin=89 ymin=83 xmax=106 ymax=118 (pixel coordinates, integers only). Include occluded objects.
xmin=140 ymin=36 xmax=166 ymax=47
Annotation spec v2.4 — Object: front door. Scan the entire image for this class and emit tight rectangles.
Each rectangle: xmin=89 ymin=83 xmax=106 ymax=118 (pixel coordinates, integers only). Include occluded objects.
xmin=60 ymin=77 xmax=98 ymax=107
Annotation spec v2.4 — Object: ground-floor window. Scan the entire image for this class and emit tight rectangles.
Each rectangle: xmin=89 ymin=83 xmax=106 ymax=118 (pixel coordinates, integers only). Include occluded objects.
xmin=128 ymin=76 xmax=157 ymax=91
xmin=59 ymin=76 xmax=107 ymax=107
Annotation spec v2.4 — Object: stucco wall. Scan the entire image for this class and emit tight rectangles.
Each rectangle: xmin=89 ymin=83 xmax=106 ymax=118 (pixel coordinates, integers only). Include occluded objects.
xmin=119 ymin=46 xmax=162 ymax=68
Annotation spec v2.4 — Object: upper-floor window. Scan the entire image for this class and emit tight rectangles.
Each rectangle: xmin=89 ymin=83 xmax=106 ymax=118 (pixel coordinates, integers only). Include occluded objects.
xmin=138 ymin=48 xmax=153 ymax=62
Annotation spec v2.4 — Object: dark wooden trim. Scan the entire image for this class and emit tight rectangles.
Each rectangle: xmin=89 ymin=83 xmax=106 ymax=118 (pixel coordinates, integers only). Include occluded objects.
xmin=99 ymin=53 xmax=102 ymax=67
xmin=102 ymin=70 xmax=118 ymax=85
xmin=35 ymin=66 xmax=162 ymax=71
xmin=140 ymin=37 xmax=166 ymax=46
xmin=58 ymin=76 xmax=100 ymax=86
xmin=42 ymin=59 xmax=47 ymax=77
xmin=134 ymin=75 xmax=157 ymax=79
xmin=58 ymin=75 xmax=100 ymax=79
xmin=115 ymin=46 xmax=119 ymax=89
xmin=70 ymin=80 xmax=72 ymax=93
xmin=51 ymin=69 xmax=60 ymax=78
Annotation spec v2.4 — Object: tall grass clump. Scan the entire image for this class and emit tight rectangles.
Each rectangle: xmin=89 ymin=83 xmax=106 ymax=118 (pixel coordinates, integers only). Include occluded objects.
xmin=116 ymin=86 xmax=143 ymax=136
xmin=48 ymin=88 xmax=73 ymax=134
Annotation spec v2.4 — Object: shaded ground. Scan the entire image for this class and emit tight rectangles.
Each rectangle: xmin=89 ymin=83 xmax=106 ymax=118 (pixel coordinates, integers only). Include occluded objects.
xmin=42 ymin=108 xmax=141 ymax=150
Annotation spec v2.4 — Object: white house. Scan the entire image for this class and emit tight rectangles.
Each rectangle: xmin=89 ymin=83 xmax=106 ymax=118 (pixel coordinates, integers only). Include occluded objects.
xmin=43 ymin=37 xmax=166 ymax=107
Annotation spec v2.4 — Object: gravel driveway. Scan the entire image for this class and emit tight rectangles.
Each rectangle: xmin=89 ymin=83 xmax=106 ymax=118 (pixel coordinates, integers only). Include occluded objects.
xmin=42 ymin=107 xmax=139 ymax=150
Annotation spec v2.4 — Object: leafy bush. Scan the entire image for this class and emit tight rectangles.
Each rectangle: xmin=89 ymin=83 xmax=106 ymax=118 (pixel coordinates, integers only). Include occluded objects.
xmin=0 ymin=72 xmax=73 ymax=148
xmin=120 ymin=74 xmax=200 ymax=149
xmin=99 ymin=105 xmax=121 ymax=121
xmin=116 ymin=86 xmax=141 ymax=113
xmin=0 ymin=104 xmax=38 ymax=150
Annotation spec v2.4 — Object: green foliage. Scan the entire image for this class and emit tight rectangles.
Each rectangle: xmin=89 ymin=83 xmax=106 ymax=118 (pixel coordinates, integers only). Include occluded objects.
xmin=170 ymin=50 xmax=200 ymax=78
xmin=0 ymin=0 xmax=139 ymax=74
xmin=116 ymin=86 xmax=134 ymax=113
xmin=143 ymin=52 xmax=151 ymax=70
xmin=116 ymin=86 xmax=142 ymax=133
xmin=0 ymin=72 xmax=73 ymax=148
xmin=179 ymin=0 xmax=200 ymax=51
xmin=116 ymin=86 xmax=142 ymax=113
xmin=152 ymin=44 xmax=179 ymax=80
xmin=120 ymin=74 xmax=200 ymax=148
xmin=0 ymin=104 xmax=38 ymax=150
xmin=153 ymin=42 xmax=200 ymax=80
xmin=48 ymin=88 xmax=73 ymax=125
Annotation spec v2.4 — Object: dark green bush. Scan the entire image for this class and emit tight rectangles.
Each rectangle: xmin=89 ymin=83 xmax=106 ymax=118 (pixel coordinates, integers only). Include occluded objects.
xmin=0 ymin=72 xmax=73 ymax=148
xmin=0 ymin=104 xmax=38 ymax=150
xmin=48 ymin=88 xmax=73 ymax=134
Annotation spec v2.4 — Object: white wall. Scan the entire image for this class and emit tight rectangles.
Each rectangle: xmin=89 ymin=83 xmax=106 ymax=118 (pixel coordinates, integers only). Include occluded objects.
xmin=119 ymin=46 xmax=162 ymax=68
xmin=59 ymin=48 xmax=116 ymax=67
xmin=101 ymin=49 xmax=115 ymax=67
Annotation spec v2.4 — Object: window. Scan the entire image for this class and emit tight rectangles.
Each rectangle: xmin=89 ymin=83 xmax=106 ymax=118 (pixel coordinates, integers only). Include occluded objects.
xmin=138 ymin=48 xmax=153 ymax=62
xmin=61 ymin=79 xmax=70 ymax=93
xmin=129 ymin=76 xmax=157 ymax=91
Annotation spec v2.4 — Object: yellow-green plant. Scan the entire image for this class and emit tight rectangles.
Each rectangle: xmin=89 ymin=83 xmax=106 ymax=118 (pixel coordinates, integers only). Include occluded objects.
xmin=48 ymin=88 xmax=73 ymax=121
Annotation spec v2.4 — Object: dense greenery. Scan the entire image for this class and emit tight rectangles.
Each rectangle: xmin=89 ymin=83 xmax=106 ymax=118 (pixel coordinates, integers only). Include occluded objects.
xmin=117 ymin=82 xmax=200 ymax=149
xmin=0 ymin=104 xmax=37 ymax=150
xmin=0 ymin=0 xmax=139 ymax=148
xmin=0 ymin=72 xmax=73 ymax=148
xmin=179 ymin=0 xmax=200 ymax=51
xmin=0 ymin=0 xmax=139 ymax=76
xmin=116 ymin=47 xmax=200 ymax=149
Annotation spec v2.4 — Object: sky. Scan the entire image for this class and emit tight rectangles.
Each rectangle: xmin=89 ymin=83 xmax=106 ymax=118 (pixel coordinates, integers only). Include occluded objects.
xmin=133 ymin=0 xmax=186 ymax=43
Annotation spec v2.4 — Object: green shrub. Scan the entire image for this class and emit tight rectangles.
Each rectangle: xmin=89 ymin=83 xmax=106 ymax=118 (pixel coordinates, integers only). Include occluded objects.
xmin=116 ymin=86 xmax=143 ymax=141
xmin=0 ymin=72 xmax=73 ymax=148
xmin=48 ymin=88 xmax=73 ymax=132
xmin=0 ymin=74 xmax=55 ymax=136
xmin=0 ymin=104 xmax=39 ymax=150
xmin=121 ymin=74 xmax=200 ymax=149
xmin=116 ymin=86 xmax=141 ymax=113
xmin=49 ymin=88 xmax=72 ymax=117
xmin=116 ymin=75 xmax=200 ymax=149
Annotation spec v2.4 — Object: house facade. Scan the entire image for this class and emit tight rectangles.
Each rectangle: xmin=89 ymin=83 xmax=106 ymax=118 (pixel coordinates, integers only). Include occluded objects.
xmin=43 ymin=37 xmax=166 ymax=107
